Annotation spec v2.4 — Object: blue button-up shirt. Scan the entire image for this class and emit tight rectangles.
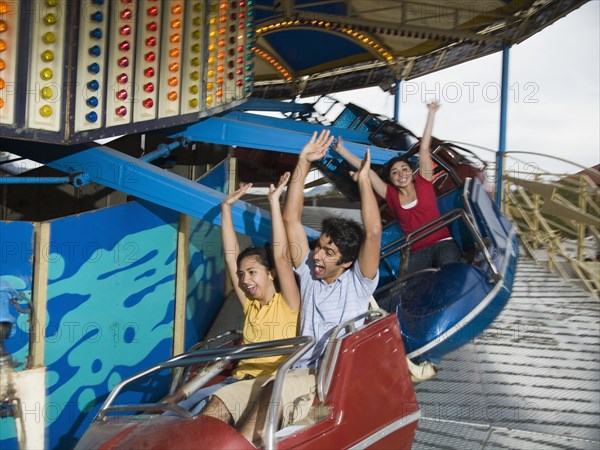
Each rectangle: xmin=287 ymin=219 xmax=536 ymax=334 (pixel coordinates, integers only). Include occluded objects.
xmin=293 ymin=253 xmax=379 ymax=368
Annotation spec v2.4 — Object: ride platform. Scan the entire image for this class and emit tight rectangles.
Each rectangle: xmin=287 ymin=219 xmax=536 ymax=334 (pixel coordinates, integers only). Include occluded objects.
xmin=412 ymin=256 xmax=600 ymax=449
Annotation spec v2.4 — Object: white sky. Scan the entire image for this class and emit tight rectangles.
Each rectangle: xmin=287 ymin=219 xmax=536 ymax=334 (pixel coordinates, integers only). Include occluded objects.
xmin=326 ymin=1 xmax=599 ymax=176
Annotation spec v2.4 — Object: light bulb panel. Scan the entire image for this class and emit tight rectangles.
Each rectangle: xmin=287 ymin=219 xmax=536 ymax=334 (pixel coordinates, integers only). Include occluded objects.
xmin=25 ymin=0 xmax=67 ymax=132
xmin=180 ymin=0 xmax=204 ymax=115
xmin=157 ymin=0 xmax=184 ymax=118
xmin=0 ymin=1 xmax=19 ymax=126
xmin=74 ymin=0 xmax=109 ymax=132
xmin=133 ymin=0 xmax=161 ymax=123
xmin=104 ymin=0 xmax=137 ymax=127
xmin=0 ymin=0 xmax=255 ymax=145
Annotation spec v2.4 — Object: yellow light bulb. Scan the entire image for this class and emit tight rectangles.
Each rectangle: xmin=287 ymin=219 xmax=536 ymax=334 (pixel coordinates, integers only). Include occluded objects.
xmin=44 ymin=14 xmax=57 ymax=26
xmin=40 ymin=86 xmax=53 ymax=99
xmin=40 ymin=104 xmax=53 ymax=117
xmin=41 ymin=50 xmax=54 ymax=62
xmin=42 ymin=32 xmax=56 ymax=45
xmin=40 ymin=68 xmax=54 ymax=80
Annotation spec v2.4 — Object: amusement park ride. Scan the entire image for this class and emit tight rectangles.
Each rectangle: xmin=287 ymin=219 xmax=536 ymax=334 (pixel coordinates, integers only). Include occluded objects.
xmin=0 ymin=1 xmax=588 ymax=449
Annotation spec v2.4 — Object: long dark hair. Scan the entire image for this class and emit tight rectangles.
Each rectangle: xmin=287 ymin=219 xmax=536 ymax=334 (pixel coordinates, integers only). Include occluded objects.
xmin=381 ymin=155 xmax=417 ymax=184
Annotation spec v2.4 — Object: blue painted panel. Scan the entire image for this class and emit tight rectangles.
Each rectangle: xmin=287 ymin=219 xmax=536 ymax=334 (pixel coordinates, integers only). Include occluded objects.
xmin=174 ymin=113 xmax=398 ymax=166
xmin=265 ymin=29 xmax=366 ymax=71
xmin=42 ymin=202 xmax=177 ymax=449
xmin=0 ymin=221 xmax=33 ymax=364
xmin=0 ymin=221 xmax=34 ymax=450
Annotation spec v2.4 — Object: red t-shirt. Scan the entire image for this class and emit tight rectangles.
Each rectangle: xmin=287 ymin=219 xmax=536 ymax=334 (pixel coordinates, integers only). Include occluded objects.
xmin=385 ymin=173 xmax=451 ymax=252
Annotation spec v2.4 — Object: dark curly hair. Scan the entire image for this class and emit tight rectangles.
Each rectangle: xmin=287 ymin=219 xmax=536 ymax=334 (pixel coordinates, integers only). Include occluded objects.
xmin=316 ymin=217 xmax=364 ymax=265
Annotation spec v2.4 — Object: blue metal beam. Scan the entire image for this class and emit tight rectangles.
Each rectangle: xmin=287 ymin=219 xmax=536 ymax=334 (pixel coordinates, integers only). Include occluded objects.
xmin=0 ymin=176 xmax=71 ymax=185
xmin=496 ymin=44 xmax=510 ymax=206
xmin=233 ymin=98 xmax=315 ymax=114
xmin=0 ymin=140 xmax=318 ymax=243
xmin=169 ymin=112 xmax=398 ymax=165
xmin=394 ymin=80 xmax=402 ymax=122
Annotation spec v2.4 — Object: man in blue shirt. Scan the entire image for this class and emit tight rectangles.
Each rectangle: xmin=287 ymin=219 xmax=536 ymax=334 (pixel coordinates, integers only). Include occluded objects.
xmin=202 ymin=130 xmax=381 ymax=444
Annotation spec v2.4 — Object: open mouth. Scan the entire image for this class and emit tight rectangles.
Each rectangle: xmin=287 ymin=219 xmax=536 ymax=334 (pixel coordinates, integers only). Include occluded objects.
xmin=313 ymin=263 xmax=325 ymax=277
xmin=244 ymin=284 xmax=257 ymax=296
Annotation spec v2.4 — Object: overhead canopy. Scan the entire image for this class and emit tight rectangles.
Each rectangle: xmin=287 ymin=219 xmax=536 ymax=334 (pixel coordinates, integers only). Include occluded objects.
xmin=251 ymin=0 xmax=589 ymax=98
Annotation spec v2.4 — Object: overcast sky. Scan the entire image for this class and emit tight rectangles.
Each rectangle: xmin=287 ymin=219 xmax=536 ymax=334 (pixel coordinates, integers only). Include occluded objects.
xmin=328 ymin=1 xmax=599 ymax=176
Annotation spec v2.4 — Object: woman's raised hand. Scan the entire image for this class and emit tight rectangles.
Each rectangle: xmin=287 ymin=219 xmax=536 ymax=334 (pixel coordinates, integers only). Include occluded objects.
xmin=223 ymin=182 xmax=253 ymax=207
xmin=268 ymin=172 xmax=290 ymax=203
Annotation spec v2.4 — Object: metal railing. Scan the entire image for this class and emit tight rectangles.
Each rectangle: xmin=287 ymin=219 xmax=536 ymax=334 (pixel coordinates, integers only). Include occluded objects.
xmin=93 ymin=336 xmax=313 ymax=421
xmin=445 ymin=142 xmax=599 ymax=297
xmin=502 ymin=170 xmax=599 ymax=297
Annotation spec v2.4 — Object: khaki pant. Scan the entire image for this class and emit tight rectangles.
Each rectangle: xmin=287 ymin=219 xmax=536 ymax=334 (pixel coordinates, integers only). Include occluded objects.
xmin=213 ymin=368 xmax=316 ymax=428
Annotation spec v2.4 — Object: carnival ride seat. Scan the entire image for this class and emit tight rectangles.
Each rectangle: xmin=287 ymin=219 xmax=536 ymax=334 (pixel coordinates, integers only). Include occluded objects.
xmin=374 ymin=177 xmax=514 ymax=364
xmin=272 ymin=311 xmax=419 ymax=450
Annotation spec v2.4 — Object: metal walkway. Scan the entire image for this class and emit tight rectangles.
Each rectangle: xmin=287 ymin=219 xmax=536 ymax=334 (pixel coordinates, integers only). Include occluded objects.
xmin=413 ymin=256 xmax=600 ymax=449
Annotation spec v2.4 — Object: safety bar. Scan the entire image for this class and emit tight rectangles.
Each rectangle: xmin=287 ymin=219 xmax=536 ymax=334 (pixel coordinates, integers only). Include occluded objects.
xmin=94 ymin=336 xmax=313 ymax=421
xmin=380 ymin=207 xmax=501 ymax=283
xmin=263 ymin=336 xmax=314 ymax=450
xmin=316 ymin=310 xmax=386 ymax=411
xmin=170 ymin=330 xmax=242 ymax=395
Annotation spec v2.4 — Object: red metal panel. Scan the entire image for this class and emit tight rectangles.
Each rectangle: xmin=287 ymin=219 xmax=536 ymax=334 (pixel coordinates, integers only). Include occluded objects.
xmin=279 ymin=314 xmax=419 ymax=449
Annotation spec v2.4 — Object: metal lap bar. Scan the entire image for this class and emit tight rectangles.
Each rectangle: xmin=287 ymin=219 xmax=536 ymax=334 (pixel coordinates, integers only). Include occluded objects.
xmin=170 ymin=330 xmax=242 ymax=394
xmin=380 ymin=208 xmax=501 ymax=283
xmin=316 ymin=310 xmax=386 ymax=410
xmin=262 ymin=336 xmax=315 ymax=450
xmin=95 ymin=336 xmax=312 ymax=422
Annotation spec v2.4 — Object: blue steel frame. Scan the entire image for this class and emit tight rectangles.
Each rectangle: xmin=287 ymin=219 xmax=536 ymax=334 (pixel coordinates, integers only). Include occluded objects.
xmin=496 ymin=44 xmax=511 ymax=206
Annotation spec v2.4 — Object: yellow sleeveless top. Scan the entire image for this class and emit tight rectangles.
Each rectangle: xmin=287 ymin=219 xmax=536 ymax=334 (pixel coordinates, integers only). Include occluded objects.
xmin=233 ymin=292 xmax=299 ymax=379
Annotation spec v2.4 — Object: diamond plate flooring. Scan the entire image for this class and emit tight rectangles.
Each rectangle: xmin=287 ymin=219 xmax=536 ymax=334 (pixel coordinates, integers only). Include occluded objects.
xmin=413 ymin=257 xmax=600 ymax=450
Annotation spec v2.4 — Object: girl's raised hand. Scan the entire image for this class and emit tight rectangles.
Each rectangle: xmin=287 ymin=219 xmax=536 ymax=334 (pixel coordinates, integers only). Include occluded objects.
xmin=268 ymin=172 xmax=290 ymax=203
xmin=223 ymin=182 xmax=253 ymax=207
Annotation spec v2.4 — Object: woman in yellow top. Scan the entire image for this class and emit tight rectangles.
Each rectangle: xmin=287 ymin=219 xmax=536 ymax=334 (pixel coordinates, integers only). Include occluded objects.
xmin=169 ymin=172 xmax=300 ymax=415
xmin=225 ymin=172 xmax=300 ymax=379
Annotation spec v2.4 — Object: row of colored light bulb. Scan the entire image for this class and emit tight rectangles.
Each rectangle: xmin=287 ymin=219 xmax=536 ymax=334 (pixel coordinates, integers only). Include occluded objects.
xmin=138 ymin=0 xmax=160 ymax=112
xmin=36 ymin=0 xmax=62 ymax=118
xmin=83 ymin=0 xmax=108 ymax=124
xmin=163 ymin=2 xmax=184 ymax=107
xmin=186 ymin=2 xmax=205 ymax=110
xmin=205 ymin=0 xmax=253 ymax=106
xmin=113 ymin=1 xmax=137 ymax=119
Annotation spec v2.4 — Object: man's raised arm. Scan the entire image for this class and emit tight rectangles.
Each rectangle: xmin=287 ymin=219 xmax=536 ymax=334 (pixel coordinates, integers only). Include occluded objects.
xmin=352 ymin=149 xmax=382 ymax=280
xmin=283 ymin=130 xmax=333 ymax=268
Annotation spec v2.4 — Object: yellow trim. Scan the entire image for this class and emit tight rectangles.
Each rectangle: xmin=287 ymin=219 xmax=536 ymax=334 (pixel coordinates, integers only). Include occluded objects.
xmin=255 ymin=20 xmax=394 ymax=62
